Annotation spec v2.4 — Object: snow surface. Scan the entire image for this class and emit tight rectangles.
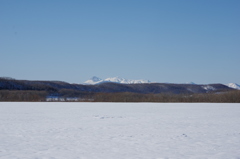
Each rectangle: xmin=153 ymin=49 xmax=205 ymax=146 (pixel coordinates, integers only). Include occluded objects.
xmin=84 ymin=76 xmax=151 ymax=85
xmin=1 ymin=102 xmax=240 ymax=159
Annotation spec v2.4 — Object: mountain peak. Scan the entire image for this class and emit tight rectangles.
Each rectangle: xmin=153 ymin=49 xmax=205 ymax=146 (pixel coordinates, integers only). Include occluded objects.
xmin=186 ymin=82 xmax=196 ymax=85
xmin=84 ymin=76 xmax=103 ymax=85
xmin=225 ymin=83 xmax=240 ymax=90
xmin=91 ymin=76 xmax=102 ymax=82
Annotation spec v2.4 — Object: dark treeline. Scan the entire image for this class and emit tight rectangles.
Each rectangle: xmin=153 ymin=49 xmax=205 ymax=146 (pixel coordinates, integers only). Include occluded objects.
xmin=93 ymin=90 xmax=240 ymax=103
xmin=0 ymin=90 xmax=47 ymax=101
xmin=0 ymin=90 xmax=239 ymax=102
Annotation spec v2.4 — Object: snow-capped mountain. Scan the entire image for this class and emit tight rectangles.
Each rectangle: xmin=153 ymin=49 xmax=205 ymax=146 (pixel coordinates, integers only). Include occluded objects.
xmin=84 ymin=76 xmax=103 ymax=85
xmin=225 ymin=83 xmax=240 ymax=90
xmin=185 ymin=82 xmax=196 ymax=85
xmin=84 ymin=76 xmax=151 ymax=85
xmin=84 ymin=77 xmax=240 ymax=90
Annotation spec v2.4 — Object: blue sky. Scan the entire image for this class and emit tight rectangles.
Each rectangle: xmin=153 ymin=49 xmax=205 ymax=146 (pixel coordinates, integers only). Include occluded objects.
xmin=1 ymin=0 xmax=239 ymax=84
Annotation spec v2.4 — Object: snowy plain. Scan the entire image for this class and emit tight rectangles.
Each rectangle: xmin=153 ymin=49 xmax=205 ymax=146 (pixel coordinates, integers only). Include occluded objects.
xmin=0 ymin=102 xmax=240 ymax=159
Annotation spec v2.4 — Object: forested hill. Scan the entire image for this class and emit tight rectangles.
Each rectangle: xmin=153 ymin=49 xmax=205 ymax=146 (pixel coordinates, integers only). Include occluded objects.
xmin=0 ymin=77 xmax=233 ymax=95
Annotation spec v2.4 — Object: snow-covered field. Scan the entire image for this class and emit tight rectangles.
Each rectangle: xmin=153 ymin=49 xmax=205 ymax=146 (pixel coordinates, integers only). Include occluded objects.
xmin=0 ymin=103 xmax=240 ymax=159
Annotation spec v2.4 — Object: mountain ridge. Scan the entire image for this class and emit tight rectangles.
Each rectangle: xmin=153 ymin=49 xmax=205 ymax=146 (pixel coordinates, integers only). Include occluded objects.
xmin=0 ymin=77 xmax=238 ymax=96
xmin=84 ymin=77 xmax=240 ymax=90
xmin=84 ymin=76 xmax=151 ymax=85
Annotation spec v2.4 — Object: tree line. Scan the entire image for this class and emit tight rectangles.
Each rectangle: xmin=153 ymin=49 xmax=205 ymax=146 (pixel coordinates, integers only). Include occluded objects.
xmin=0 ymin=90 xmax=47 ymax=101
xmin=0 ymin=89 xmax=239 ymax=102
xmin=93 ymin=90 xmax=240 ymax=103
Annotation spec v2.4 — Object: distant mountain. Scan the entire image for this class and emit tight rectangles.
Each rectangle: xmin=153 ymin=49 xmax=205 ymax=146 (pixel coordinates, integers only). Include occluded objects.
xmin=225 ymin=83 xmax=240 ymax=90
xmin=185 ymin=82 xmax=196 ymax=85
xmin=0 ymin=78 xmax=236 ymax=98
xmin=84 ymin=76 xmax=103 ymax=85
xmin=84 ymin=76 xmax=151 ymax=85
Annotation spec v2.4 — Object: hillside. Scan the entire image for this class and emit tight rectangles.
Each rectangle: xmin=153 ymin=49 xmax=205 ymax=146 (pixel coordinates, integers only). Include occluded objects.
xmin=0 ymin=78 xmax=234 ymax=97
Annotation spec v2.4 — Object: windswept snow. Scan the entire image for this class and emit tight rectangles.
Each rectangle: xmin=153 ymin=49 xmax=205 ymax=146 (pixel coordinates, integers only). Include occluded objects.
xmin=0 ymin=103 xmax=240 ymax=159
xmin=84 ymin=76 xmax=151 ymax=85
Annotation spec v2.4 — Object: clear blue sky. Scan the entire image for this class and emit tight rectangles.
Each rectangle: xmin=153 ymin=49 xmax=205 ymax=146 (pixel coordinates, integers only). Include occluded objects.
xmin=1 ymin=0 xmax=239 ymax=84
